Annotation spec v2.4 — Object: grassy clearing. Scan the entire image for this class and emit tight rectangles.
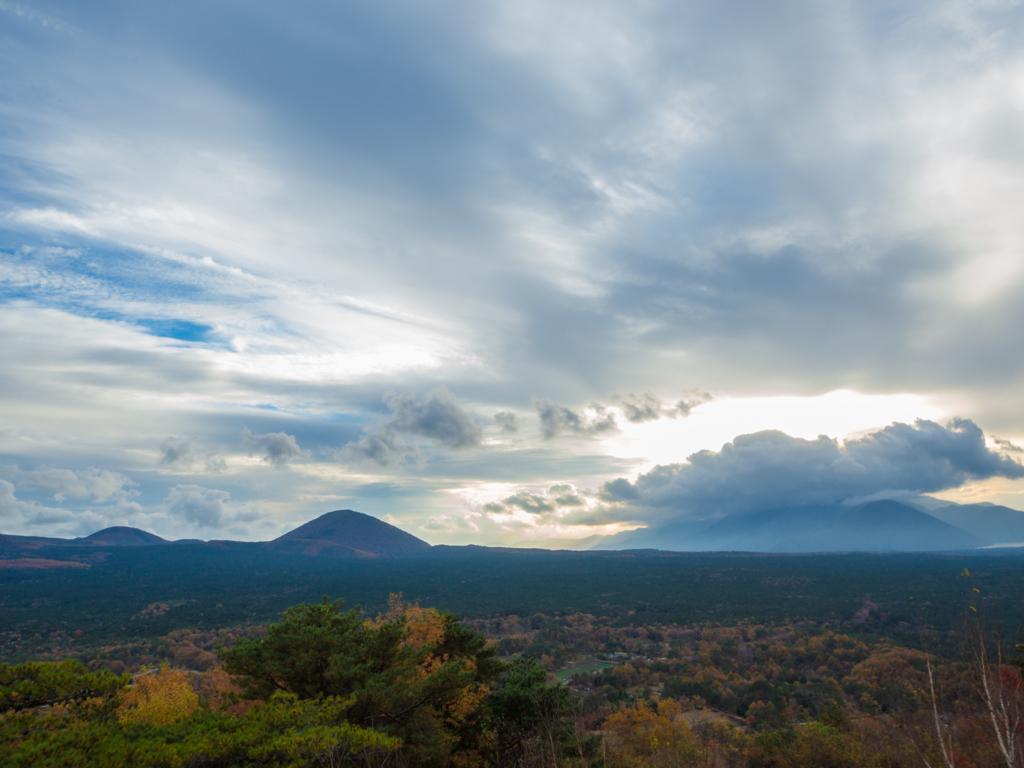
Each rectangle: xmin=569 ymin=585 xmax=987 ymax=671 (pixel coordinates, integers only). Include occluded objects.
xmin=551 ymin=658 xmax=616 ymax=682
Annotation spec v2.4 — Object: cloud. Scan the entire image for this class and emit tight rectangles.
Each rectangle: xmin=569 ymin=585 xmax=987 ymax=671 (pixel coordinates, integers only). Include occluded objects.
xmin=159 ymin=437 xmax=192 ymax=466
xmin=204 ymin=453 xmax=228 ymax=473
xmin=17 ymin=466 xmax=134 ymax=502
xmin=534 ymin=399 xmax=617 ymax=439
xmin=600 ymin=418 xmax=1024 ymax=524
xmin=422 ymin=513 xmax=478 ymax=533
xmin=241 ymin=428 xmax=310 ymax=467
xmin=548 ymin=483 xmax=584 ymax=506
xmin=482 ymin=483 xmax=588 ymax=517
xmin=343 ymin=430 xmax=418 ymax=468
xmin=674 ymin=390 xmax=714 ymax=418
xmin=0 ymin=477 xmax=115 ymax=532
xmin=610 ymin=391 xmax=662 ymax=423
xmin=993 ymin=437 xmax=1023 ymax=453
xmin=501 ymin=491 xmax=556 ymax=515
xmin=164 ymin=484 xmax=230 ymax=527
xmin=494 ymin=411 xmax=521 ymax=433
xmin=0 ymin=479 xmax=17 ymax=518
xmin=386 ymin=390 xmax=482 ymax=448
xmin=343 ymin=389 xmax=481 ymax=466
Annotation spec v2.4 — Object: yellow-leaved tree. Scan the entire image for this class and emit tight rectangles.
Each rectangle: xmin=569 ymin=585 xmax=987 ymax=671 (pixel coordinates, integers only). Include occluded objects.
xmin=604 ymin=698 xmax=699 ymax=768
xmin=117 ymin=665 xmax=199 ymax=726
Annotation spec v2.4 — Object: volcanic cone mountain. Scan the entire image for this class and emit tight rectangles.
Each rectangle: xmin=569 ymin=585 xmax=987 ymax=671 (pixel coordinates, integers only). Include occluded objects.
xmin=79 ymin=527 xmax=169 ymax=546
xmin=266 ymin=509 xmax=431 ymax=558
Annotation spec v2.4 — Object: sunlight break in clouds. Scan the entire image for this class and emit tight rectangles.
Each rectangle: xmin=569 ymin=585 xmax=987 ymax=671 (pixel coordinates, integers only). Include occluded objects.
xmin=596 ymin=390 xmax=954 ymax=475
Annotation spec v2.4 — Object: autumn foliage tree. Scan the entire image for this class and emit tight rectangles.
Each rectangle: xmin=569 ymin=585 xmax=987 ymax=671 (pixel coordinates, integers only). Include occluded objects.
xmin=218 ymin=594 xmax=503 ymax=766
xmin=603 ymin=698 xmax=700 ymax=767
xmin=117 ymin=665 xmax=199 ymax=726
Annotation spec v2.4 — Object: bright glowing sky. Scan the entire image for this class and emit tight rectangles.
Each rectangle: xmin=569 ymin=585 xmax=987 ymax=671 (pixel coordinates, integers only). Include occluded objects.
xmin=2 ymin=1 xmax=1024 ymax=544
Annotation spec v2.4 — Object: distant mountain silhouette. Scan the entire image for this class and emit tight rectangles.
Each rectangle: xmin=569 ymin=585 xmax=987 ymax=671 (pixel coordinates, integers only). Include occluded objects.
xmin=691 ymin=505 xmax=844 ymax=552
xmin=265 ymin=510 xmax=431 ymax=558
xmin=0 ymin=528 xmax=167 ymax=555
xmin=7 ymin=501 xmax=1006 ymax=558
xmin=511 ymin=534 xmax=608 ymax=551
xmin=593 ymin=518 xmax=716 ymax=551
xmin=78 ymin=527 xmax=169 ymax=546
xmin=782 ymin=500 xmax=983 ymax=552
xmin=594 ymin=507 xmax=843 ymax=552
xmin=922 ymin=503 xmax=1024 ymax=545
xmin=592 ymin=500 xmax=981 ymax=553
xmin=0 ymin=510 xmax=429 ymax=559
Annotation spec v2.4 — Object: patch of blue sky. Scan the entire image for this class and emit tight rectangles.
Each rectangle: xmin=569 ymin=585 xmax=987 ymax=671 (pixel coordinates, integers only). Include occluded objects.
xmin=0 ymin=235 xmax=261 ymax=332
xmin=132 ymin=318 xmax=214 ymax=343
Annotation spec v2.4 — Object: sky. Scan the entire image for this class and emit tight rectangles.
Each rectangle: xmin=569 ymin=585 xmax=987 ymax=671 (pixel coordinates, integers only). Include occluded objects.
xmin=2 ymin=0 xmax=1024 ymax=545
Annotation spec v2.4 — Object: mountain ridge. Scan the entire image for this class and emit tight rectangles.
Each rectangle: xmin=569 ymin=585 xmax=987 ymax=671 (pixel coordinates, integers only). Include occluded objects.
xmin=593 ymin=499 xmax=987 ymax=553
xmin=0 ymin=510 xmax=430 ymax=559
xmin=5 ymin=500 xmax=1023 ymax=557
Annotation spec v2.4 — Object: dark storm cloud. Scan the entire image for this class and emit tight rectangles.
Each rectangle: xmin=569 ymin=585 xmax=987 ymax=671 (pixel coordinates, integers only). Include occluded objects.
xmin=241 ymin=428 xmax=310 ymax=467
xmin=534 ymin=399 xmax=617 ymax=439
xmin=343 ymin=389 xmax=482 ymax=466
xmin=600 ymin=419 xmax=1024 ymax=524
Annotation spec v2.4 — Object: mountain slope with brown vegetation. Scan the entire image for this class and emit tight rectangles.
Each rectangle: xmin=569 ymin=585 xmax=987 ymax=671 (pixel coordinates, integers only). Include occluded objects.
xmin=265 ymin=509 xmax=431 ymax=558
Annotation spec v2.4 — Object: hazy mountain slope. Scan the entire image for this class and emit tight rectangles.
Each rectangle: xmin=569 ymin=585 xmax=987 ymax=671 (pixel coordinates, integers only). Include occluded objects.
xmin=511 ymin=535 xmax=608 ymax=550
xmin=923 ymin=503 xmax=1024 ymax=545
xmin=594 ymin=506 xmax=842 ymax=552
xmin=783 ymin=500 xmax=982 ymax=552
xmin=594 ymin=500 xmax=981 ymax=553
xmin=266 ymin=509 xmax=430 ymax=557
xmin=591 ymin=519 xmax=717 ymax=551
xmin=78 ymin=527 xmax=169 ymax=546
xmin=687 ymin=505 xmax=843 ymax=551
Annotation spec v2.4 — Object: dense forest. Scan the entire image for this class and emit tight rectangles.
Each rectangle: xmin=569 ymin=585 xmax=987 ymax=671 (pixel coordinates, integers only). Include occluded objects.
xmin=3 ymin=548 xmax=1024 ymax=766
xmin=4 ymin=545 xmax=1024 ymax=661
